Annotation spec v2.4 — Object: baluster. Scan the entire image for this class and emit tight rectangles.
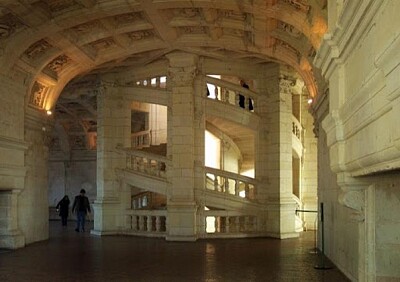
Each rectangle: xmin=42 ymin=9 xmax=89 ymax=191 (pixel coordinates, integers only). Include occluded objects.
xmin=139 ymin=216 xmax=144 ymax=231
xmin=214 ymin=85 xmax=219 ymax=100
xmin=213 ymin=175 xmax=218 ymax=191
xmin=156 ymin=216 xmax=161 ymax=232
xmin=214 ymin=216 xmax=219 ymax=233
xmin=235 ymin=91 xmax=240 ymax=107
xmin=245 ymin=183 xmax=250 ymax=199
xmin=235 ymin=217 xmax=240 ymax=233
xmin=146 ymin=216 xmax=152 ymax=232
xmin=226 ymin=216 xmax=230 ymax=233
xmin=224 ymin=178 xmax=229 ymax=194
xmin=156 ymin=76 xmax=160 ymax=88
xmin=235 ymin=180 xmax=239 ymax=196
xmin=245 ymin=216 xmax=249 ymax=232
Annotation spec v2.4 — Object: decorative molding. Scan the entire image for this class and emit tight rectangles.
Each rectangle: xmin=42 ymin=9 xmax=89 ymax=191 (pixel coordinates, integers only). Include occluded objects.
xmin=279 ymin=74 xmax=296 ymax=94
xmin=281 ymin=0 xmax=310 ymax=13
xmin=168 ymin=66 xmax=198 ymax=86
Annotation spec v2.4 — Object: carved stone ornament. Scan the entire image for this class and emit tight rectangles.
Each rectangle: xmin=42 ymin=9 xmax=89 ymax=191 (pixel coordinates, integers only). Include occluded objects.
xmin=168 ymin=66 xmax=197 ymax=87
xmin=30 ymin=81 xmax=47 ymax=108
xmin=25 ymin=39 xmax=52 ymax=59
xmin=219 ymin=10 xmax=246 ymax=21
xmin=0 ymin=12 xmax=25 ymax=39
xmin=277 ymin=21 xmax=301 ymax=38
xmin=47 ymin=54 xmax=71 ymax=73
xmin=90 ymin=38 xmax=115 ymax=51
xmin=279 ymin=75 xmax=296 ymax=94
xmin=174 ymin=8 xmax=200 ymax=18
xmin=180 ymin=26 xmax=206 ymax=34
xmin=71 ymin=20 xmax=103 ymax=34
xmin=128 ymin=30 xmax=154 ymax=41
xmin=114 ymin=12 xmax=144 ymax=25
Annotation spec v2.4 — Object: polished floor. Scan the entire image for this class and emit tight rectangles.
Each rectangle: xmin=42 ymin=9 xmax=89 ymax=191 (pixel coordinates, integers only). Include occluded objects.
xmin=0 ymin=221 xmax=349 ymax=282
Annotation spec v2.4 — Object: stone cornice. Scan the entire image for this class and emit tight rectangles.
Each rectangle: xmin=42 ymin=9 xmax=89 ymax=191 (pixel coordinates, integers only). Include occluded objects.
xmin=314 ymin=0 xmax=385 ymax=79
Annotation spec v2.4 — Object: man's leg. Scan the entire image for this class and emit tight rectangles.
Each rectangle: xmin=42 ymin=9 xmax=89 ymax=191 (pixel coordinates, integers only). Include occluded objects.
xmin=81 ymin=213 xmax=86 ymax=232
xmin=75 ymin=213 xmax=80 ymax=232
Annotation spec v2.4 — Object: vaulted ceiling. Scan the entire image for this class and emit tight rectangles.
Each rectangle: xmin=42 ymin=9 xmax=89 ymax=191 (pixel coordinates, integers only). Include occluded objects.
xmin=0 ymin=0 xmax=327 ymax=152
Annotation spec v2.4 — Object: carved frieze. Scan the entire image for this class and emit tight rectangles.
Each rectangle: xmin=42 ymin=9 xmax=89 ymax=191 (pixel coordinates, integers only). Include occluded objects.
xmin=25 ymin=39 xmax=53 ymax=59
xmin=71 ymin=20 xmax=104 ymax=34
xmin=179 ymin=26 xmax=206 ymax=35
xmin=219 ymin=10 xmax=246 ymax=21
xmin=89 ymin=37 xmax=116 ymax=51
xmin=279 ymin=74 xmax=296 ymax=94
xmin=114 ymin=12 xmax=144 ymax=26
xmin=127 ymin=30 xmax=154 ymax=41
xmin=0 ymin=12 xmax=26 ymax=39
xmin=30 ymin=81 xmax=48 ymax=108
xmin=173 ymin=8 xmax=200 ymax=18
xmin=47 ymin=54 xmax=71 ymax=73
xmin=277 ymin=21 xmax=301 ymax=38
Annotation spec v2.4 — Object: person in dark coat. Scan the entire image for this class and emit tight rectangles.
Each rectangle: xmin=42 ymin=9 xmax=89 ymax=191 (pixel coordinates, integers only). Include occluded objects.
xmin=56 ymin=195 xmax=70 ymax=226
xmin=72 ymin=189 xmax=91 ymax=232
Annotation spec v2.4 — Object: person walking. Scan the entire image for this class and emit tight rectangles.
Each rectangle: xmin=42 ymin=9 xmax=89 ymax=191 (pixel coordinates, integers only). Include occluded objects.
xmin=56 ymin=195 xmax=70 ymax=226
xmin=72 ymin=189 xmax=91 ymax=232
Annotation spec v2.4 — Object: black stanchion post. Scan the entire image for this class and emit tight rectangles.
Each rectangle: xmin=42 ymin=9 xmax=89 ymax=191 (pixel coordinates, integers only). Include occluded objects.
xmin=314 ymin=202 xmax=332 ymax=270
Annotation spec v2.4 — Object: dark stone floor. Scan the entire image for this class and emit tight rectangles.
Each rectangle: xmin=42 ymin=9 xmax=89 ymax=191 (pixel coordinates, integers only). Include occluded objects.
xmin=0 ymin=221 xmax=349 ymax=282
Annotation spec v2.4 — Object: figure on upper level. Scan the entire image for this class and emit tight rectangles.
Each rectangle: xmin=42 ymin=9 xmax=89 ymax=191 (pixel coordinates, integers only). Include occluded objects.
xmin=239 ymin=80 xmax=253 ymax=111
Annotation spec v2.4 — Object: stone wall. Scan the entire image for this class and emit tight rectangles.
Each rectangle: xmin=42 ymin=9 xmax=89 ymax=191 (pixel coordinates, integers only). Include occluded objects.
xmin=48 ymin=154 xmax=96 ymax=219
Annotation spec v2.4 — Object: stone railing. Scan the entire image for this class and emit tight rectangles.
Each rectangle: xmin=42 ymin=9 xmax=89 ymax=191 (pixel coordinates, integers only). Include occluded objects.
xmin=131 ymin=130 xmax=152 ymax=149
xmin=119 ymin=147 xmax=168 ymax=179
xmin=125 ymin=209 xmax=167 ymax=237
xmin=205 ymin=76 xmax=257 ymax=112
xmin=205 ymin=167 xmax=256 ymax=200
xmin=292 ymin=115 xmax=302 ymax=141
xmin=203 ymin=210 xmax=257 ymax=237
xmin=134 ymin=76 xmax=166 ymax=89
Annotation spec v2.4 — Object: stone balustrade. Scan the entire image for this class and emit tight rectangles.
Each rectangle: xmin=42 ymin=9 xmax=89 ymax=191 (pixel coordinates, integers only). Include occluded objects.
xmin=125 ymin=209 xmax=167 ymax=235
xmin=203 ymin=210 xmax=257 ymax=237
xmin=134 ymin=76 xmax=166 ymax=88
xmin=131 ymin=130 xmax=152 ymax=149
xmin=205 ymin=167 xmax=256 ymax=200
xmin=205 ymin=76 xmax=257 ymax=112
xmin=119 ymin=147 xmax=168 ymax=178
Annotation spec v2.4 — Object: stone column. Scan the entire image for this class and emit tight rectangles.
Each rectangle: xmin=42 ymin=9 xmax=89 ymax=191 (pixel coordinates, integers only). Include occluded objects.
xmin=92 ymin=85 xmax=131 ymax=235
xmin=166 ymin=52 xmax=202 ymax=241
xmin=255 ymin=64 xmax=297 ymax=238
xmin=0 ymin=73 xmax=28 ymax=248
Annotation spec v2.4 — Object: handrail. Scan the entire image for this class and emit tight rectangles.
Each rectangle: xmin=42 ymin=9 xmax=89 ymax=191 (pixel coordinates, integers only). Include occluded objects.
xmin=205 ymin=76 xmax=258 ymax=99
xmin=205 ymin=76 xmax=257 ymax=112
xmin=131 ymin=130 xmax=152 ymax=148
xmin=205 ymin=167 xmax=257 ymax=185
xmin=205 ymin=166 xmax=256 ymax=200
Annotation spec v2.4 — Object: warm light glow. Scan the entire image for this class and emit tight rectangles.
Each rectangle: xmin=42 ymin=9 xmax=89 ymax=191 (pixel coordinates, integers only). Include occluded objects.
xmin=46 ymin=110 xmax=52 ymax=116
xmin=307 ymin=98 xmax=313 ymax=105
xmin=205 ymin=131 xmax=220 ymax=169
